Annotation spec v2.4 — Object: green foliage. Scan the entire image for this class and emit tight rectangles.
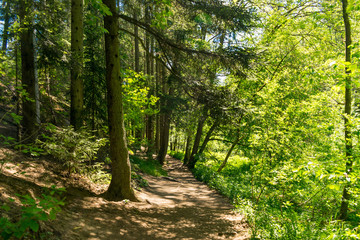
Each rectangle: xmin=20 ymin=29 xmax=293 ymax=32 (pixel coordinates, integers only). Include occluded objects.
xmin=168 ymin=151 xmax=184 ymax=160
xmin=38 ymin=124 xmax=108 ymax=176
xmin=14 ymin=144 xmax=44 ymax=157
xmin=0 ymin=186 xmax=65 ymax=240
xmin=193 ymin=152 xmax=360 ymax=239
xmin=131 ymin=172 xmax=149 ymax=189
xmin=85 ymin=0 xmax=111 ymax=16
xmin=122 ymin=69 xmax=159 ymax=148
xmin=130 ymin=155 xmax=167 ymax=177
xmin=152 ymin=0 xmax=173 ymax=29
xmin=0 ymin=135 xmax=16 ymax=146
xmin=83 ymin=3 xmax=107 ymax=130
xmin=86 ymin=162 xmax=111 ymax=184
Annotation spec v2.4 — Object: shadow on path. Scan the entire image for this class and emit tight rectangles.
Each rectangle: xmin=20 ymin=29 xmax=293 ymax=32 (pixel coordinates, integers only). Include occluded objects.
xmin=52 ymin=156 xmax=249 ymax=240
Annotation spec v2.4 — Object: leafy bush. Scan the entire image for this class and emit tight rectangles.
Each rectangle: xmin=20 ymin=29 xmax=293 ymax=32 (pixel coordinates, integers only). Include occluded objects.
xmin=0 ymin=186 xmax=65 ymax=240
xmin=86 ymin=162 xmax=111 ymax=184
xmin=14 ymin=144 xmax=44 ymax=157
xmin=38 ymin=124 xmax=108 ymax=176
xmin=193 ymin=157 xmax=360 ymax=240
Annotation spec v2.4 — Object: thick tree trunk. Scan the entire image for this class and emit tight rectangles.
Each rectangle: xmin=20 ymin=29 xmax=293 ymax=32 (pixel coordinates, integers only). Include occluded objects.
xmin=198 ymin=119 xmax=219 ymax=155
xmin=339 ymin=0 xmax=353 ymax=220
xmin=20 ymin=0 xmax=39 ymax=143
xmin=103 ymin=0 xmax=137 ymax=201
xmin=187 ymin=112 xmax=208 ymax=169
xmin=70 ymin=0 xmax=84 ymax=130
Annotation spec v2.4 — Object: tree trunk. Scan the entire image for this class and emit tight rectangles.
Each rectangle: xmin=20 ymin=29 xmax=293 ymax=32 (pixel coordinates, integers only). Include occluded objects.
xmin=70 ymin=0 xmax=84 ymax=130
xmin=183 ymin=133 xmax=192 ymax=165
xmin=103 ymin=0 xmax=137 ymax=201
xmin=15 ymin=43 xmax=21 ymax=142
xmin=157 ymin=65 xmax=172 ymax=165
xmin=154 ymin=56 xmax=161 ymax=153
xmin=145 ymin=6 xmax=154 ymax=155
xmin=198 ymin=119 xmax=219 ymax=155
xmin=134 ymin=13 xmax=140 ymax=73
xmin=339 ymin=0 xmax=353 ymax=220
xmin=173 ymin=133 xmax=178 ymax=151
xmin=20 ymin=0 xmax=39 ymax=143
xmin=187 ymin=111 xmax=208 ymax=169
xmin=217 ymin=130 xmax=240 ymax=172
xmin=133 ymin=13 xmax=142 ymax=150
xmin=2 ymin=1 xmax=10 ymax=51
xmin=157 ymin=106 xmax=171 ymax=165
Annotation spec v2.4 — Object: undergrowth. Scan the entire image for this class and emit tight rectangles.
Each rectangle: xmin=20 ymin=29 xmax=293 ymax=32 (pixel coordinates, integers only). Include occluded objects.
xmin=38 ymin=124 xmax=108 ymax=177
xmin=130 ymin=155 xmax=167 ymax=177
xmin=0 ymin=186 xmax=65 ymax=240
xmin=193 ymin=156 xmax=360 ymax=239
xmin=168 ymin=151 xmax=184 ymax=160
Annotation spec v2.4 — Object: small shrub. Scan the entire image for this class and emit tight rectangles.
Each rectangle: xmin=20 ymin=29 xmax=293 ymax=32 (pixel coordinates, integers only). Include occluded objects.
xmin=87 ymin=162 xmax=111 ymax=184
xmin=38 ymin=124 xmax=108 ymax=176
xmin=0 ymin=186 xmax=65 ymax=240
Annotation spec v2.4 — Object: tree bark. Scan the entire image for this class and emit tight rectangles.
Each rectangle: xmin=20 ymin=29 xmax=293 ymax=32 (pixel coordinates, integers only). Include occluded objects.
xmin=15 ymin=43 xmax=21 ymax=142
xmin=133 ymin=13 xmax=142 ymax=150
xmin=217 ymin=130 xmax=240 ymax=172
xmin=157 ymin=106 xmax=171 ymax=165
xmin=2 ymin=1 xmax=10 ymax=51
xmin=103 ymin=0 xmax=137 ymax=201
xmin=134 ymin=13 xmax=140 ymax=73
xmin=154 ymin=56 xmax=161 ymax=153
xmin=157 ymin=65 xmax=172 ymax=165
xmin=339 ymin=0 xmax=353 ymax=220
xmin=70 ymin=0 xmax=84 ymax=130
xmin=183 ymin=132 xmax=192 ymax=165
xmin=20 ymin=0 xmax=39 ymax=143
xmin=187 ymin=111 xmax=208 ymax=169
xmin=145 ymin=5 xmax=154 ymax=155
xmin=198 ymin=119 xmax=219 ymax=155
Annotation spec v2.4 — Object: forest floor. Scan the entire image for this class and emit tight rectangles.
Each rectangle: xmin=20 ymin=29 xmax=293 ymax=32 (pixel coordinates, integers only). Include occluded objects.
xmin=0 ymin=122 xmax=249 ymax=239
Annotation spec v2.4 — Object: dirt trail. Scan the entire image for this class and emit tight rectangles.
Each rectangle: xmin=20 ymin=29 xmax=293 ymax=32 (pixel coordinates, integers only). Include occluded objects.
xmin=55 ymin=157 xmax=249 ymax=240
xmin=0 ymin=150 xmax=249 ymax=240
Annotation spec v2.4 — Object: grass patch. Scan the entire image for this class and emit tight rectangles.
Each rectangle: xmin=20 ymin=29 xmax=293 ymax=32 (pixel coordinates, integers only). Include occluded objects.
xmin=130 ymin=155 xmax=167 ymax=177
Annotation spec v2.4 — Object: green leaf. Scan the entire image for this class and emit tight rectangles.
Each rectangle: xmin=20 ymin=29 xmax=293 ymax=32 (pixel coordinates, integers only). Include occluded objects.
xmin=28 ymin=220 xmax=39 ymax=232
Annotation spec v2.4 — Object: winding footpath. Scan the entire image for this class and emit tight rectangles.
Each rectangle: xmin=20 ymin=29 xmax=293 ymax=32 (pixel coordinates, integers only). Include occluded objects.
xmin=1 ymin=148 xmax=249 ymax=239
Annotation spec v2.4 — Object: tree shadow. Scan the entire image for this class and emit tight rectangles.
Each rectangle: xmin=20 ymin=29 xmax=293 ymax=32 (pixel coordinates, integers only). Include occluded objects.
xmin=52 ymin=201 xmax=243 ymax=240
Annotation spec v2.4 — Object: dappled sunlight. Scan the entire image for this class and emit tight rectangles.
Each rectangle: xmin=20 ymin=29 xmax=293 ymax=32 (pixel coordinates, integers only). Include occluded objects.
xmin=47 ymin=156 xmax=248 ymax=239
xmin=0 ymin=148 xmax=248 ymax=239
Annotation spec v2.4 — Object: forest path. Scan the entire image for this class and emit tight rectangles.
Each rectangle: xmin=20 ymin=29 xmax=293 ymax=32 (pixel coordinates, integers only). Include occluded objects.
xmin=0 ymin=146 xmax=249 ymax=239
xmin=52 ymin=156 xmax=249 ymax=240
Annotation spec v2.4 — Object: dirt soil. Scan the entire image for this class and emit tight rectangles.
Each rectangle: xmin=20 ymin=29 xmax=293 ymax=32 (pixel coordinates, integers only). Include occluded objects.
xmin=0 ymin=148 xmax=249 ymax=240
